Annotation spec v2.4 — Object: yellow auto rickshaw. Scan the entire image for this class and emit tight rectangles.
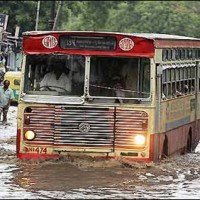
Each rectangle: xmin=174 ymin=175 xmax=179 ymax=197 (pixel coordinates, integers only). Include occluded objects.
xmin=4 ymin=71 xmax=22 ymax=102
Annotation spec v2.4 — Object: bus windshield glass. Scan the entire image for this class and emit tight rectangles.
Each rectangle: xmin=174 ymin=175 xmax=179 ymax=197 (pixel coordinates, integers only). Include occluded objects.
xmin=89 ymin=56 xmax=150 ymax=101
xmin=24 ymin=54 xmax=150 ymax=101
xmin=24 ymin=54 xmax=85 ymax=96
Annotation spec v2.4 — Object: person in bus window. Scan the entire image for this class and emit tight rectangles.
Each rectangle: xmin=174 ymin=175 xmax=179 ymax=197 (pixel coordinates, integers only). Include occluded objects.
xmin=71 ymin=58 xmax=85 ymax=95
xmin=162 ymin=92 xmax=167 ymax=100
xmin=120 ymin=59 xmax=139 ymax=98
xmin=183 ymin=84 xmax=189 ymax=94
xmin=112 ymin=76 xmax=125 ymax=103
xmin=172 ymin=83 xmax=182 ymax=98
xmin=40 ymin=61 xmax=71 ymax=94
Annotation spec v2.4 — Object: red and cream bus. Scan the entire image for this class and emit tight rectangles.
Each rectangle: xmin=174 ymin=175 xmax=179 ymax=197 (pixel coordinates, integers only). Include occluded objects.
xmin=16 ymin=31 xmax=200 ymax=162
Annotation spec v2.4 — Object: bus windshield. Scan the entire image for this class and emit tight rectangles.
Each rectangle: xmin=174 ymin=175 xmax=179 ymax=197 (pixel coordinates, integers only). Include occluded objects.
xmin=24 ymin=54 xmax=150 ymax=102
xmin=89 ymin=56 xmax=150 ymax=102
xmin=24 ymin=54 xmax=85 ymax=96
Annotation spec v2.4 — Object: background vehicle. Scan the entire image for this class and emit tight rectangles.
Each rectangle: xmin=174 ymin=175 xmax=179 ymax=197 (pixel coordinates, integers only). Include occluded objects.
xmin=16 ymin=31 xmax=200 ymax=162
xmin=4 ymin=71 xmax=21 ymax=102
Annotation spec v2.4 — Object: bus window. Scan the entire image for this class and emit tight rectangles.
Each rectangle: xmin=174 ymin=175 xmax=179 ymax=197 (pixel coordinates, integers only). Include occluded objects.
xmin=172 ymin=82 xmax=176 ymax=98
xmin=189 ymin=67 xmax=196 ymax=93
xmin=191 ymin=67 xmax=195 ymax=78
xmin=171 ymin=68 xmax=175 ymax=81
xmin=24 ymin=54 xmax=85 ymax=96
xmin=176 ymin=81 xmax=182 ymax=96
xmin=165 ymin=69 xmax=171 ymax=98
xmin=180 ymin=68 xmax=184 ymax=80
xmin=140 ymin=59 xmax=150 ymax=98
xmin=184 ymin=80 xmax=189 ymax=94
xmin=162 ymin=83 xmax=167 ymax=100
xmin=191 ymin=79 xmax=195 ymax=93
xmin=167 ymin=82 xmax=172 ymax=98
xmin=89 ymin=57 xmax=150 ymax=103
xmin=162 ymin=69 xmax=167 ymax=100
xmin=176 ymin=68 xmax=180 ymax=80
xmin=163 ymin=69 xmax=166 ymax=82
xmin=184 ymin=67 xmax=188 ymax=79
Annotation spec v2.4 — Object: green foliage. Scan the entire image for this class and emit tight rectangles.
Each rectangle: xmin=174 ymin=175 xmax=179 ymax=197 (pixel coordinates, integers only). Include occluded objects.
xmin=0 ymin=1 xmax=37 ymax=35
xmin=104 ymin=1 xmax=200 ymax=37
xmin=0 ymin=1 xmax=200 ymax=38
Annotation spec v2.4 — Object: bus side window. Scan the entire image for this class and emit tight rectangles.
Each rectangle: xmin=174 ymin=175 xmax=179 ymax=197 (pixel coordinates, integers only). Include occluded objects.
xmin=176 ymin=81 xmax=183 ymax=97
xmin=184 ymin=80 xmax=189 ymax=94
xmin=167 ymin=82 xmax=171 ymax=98
xmin=190 ymin=67 xmax=195 ymax=93
xmin=162 ymin=83 xmax=167 ymax=100
xmin=191 ymin=79 xmax=195 ymax=93
xmin=166 ymin=69 xmax=171 ymax=98
xmin=162 ymin=69 xmax=167 ymax=100
xmin=172 ymin=82 xmax=176 ymax=98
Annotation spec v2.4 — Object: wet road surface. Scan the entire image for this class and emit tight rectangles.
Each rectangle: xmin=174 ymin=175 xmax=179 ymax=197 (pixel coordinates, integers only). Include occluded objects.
xmin=1 ymin=106 xmax=200 ymax=199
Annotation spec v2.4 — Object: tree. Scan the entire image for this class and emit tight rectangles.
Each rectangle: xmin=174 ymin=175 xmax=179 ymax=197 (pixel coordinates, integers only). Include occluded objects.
xmin=0 ymin=1 xmax=37 ymax=35
xmin=0 ymin=1 xmax=199 ymax=38
xmin=104 ymin=1 xmax=200 ymax=37
xmin=60 ymin=1 xmax=122 ymax=31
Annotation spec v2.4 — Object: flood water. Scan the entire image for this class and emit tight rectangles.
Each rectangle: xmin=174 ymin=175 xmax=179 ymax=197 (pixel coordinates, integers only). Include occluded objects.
xmin=1 ymin=106 xmax=200 ymax=199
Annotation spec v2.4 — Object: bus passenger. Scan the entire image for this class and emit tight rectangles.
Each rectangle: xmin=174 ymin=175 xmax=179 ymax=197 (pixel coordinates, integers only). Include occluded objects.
xmin=40 ymin=62 xmax=71 ymax=94
xmin=172 ymin=84 xmax=183 ymax=97
xmin=112 ymin=76 xmax=125 ymax=103
xmin=184 ymin=84 xmax=189 ymax=94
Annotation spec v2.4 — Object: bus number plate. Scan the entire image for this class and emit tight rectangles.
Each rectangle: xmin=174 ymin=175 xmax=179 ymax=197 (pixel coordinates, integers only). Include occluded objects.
xmin=24 ymin=147 xmax=47 ymax=154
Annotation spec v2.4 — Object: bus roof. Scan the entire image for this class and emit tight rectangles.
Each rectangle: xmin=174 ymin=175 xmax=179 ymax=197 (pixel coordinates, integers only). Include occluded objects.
xmin=23 ymin=31 xmax=200 ymax=41
xmin=130 ymin=33 xmax=200 ymax=41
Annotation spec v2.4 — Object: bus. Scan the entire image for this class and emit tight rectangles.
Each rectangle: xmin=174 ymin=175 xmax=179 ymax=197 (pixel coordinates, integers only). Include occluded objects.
xmin=16 ymin=31 xmax=200 ymax=162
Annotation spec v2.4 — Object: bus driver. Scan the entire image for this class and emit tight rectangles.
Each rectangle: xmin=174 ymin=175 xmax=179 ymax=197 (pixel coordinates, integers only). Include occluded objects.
xmin=40 ymin=61 xmax=71 ymax=94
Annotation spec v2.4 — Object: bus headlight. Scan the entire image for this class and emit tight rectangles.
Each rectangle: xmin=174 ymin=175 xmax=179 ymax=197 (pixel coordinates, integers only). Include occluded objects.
xmin=135 ymin=134 xmax=146 ymax=145
xmin=24 ymin=130 xmax=36 ymax=141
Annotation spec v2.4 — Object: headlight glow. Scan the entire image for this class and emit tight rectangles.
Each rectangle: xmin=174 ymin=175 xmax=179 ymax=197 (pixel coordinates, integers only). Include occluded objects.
xmin=135 ymin=134 xmax=146 ymax=145
xmin=24 ymin=130 xmax=36 ymax=141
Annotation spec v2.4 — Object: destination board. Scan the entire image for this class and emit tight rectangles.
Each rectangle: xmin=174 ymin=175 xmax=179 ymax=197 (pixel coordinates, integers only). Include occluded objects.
xmin=59 ymin=35 xmax=116 ymax=51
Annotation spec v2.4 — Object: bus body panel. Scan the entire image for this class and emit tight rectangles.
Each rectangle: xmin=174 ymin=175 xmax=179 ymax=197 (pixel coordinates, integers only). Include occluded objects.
xmin=17 ymin=102 xmax=155 ymax=162
xmin=23 ymin=32 xmax=155 ymax=57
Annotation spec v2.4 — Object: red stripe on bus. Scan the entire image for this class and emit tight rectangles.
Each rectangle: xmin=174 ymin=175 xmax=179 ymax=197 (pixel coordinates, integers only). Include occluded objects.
xmin=17 ymin=153 xmax=58 ymax=160
xmin=16 ymin=129 xmax=21 ymax=154
xmin=149 ymin=134 xmax=155 ymax=161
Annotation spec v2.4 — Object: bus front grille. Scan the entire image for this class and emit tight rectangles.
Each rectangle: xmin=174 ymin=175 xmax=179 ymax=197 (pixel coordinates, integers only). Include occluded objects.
xmin=53 ymin=106 xmax=114 ymax=150
xmin=24 ymin=106 xmax=148 ymax=151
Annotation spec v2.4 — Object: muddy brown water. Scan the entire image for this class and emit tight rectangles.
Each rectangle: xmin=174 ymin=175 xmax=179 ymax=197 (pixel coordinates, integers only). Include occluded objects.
xmin=13 ymin=156 xmax=148 ymax=191
xmin=9 ymin=151 xmax=200 ymax=192
xmin=1 ymin=137 xmax=200 ymax=199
